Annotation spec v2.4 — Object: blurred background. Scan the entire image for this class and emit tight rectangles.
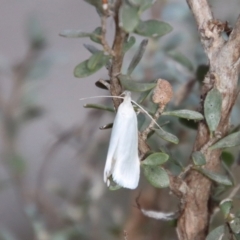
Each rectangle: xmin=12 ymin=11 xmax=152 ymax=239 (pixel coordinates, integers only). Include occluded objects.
xmin=0 ymin=0 xmax=240 ymax=239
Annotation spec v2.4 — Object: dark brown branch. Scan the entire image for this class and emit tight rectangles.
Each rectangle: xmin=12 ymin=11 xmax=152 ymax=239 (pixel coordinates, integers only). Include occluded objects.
xmin=177 ymin=1 xmax=240 ymax=240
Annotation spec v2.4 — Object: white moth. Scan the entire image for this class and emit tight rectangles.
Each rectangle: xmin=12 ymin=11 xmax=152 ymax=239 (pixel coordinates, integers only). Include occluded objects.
xmin=104 ymin=91 xmax=140 ymax=189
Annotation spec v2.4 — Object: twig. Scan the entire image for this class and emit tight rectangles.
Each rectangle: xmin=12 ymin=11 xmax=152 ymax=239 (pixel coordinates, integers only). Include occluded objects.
xmin=100 ymin=15 xmax=115 ymax=56
xmin=140 ymin=105 xmax=165 ymax=141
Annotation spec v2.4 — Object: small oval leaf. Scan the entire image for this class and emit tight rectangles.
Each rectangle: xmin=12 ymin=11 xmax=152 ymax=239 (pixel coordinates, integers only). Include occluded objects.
xmin=127 ymin=39 xmax=148 ymax=75
xmin=90 ymin=27 xmax=102 ymax=44
xmin=119 ymin=74 xmax=156 ymax=92
xmin=154 ymin=128 xmax=179 ymax=144
xmin=163 ymin=110 xmax=204 ymax=120
xmin=192 ymin=151 xmax=206 ymax=166
xmin=210 ymin=131 xmax=240 ymax=150
xmin=206 ymin=225 xmax=225 ymax=240
xmin=230 ymin=218 xmax=240 ymax=234
xmin=87 ymin=51 xmax=105 ymax=70
xmin=221 ymin=151 xmax=235 ymax=167
xmin=220 ymin=199 xmax=233 ymax=218
xmin=74 ymin=54 xmax=110 ymax=78
xmin=143 ymin=166 xmax=169 ymax=188
xmin=204 ymin=88 xmax=222 ymax=133
xmin=119 ymin=2 xmax=139 ymax=32
xmin=83 ymin=44 xmax=101 ymax=54
xmin=168 ymin=51 xmax=193 ymax=71
xmin=197 ymin=168 xmax=233 ymax=186
xmin=84 ymin=104 xmax=114 ymax=112
xmin=123 ymin=36 xmax=136 ymax=53
xmin=142 ymin=152 xmax=169 ymax=166
xmin=59 ymin=29 xmax=92 ymax=38
xmin=135 ymin=20 xmax=172 ymax=38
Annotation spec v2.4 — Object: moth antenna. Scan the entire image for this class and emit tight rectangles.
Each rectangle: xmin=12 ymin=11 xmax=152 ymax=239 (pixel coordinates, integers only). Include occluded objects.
xmin=79 ymin=96 xmax=124 ymax=101
xmin=131 ymin=100 xmax=161 ymax=129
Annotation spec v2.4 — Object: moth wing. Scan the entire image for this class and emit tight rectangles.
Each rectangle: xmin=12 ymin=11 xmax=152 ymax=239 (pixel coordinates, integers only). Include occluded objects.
xmin=103 ymin=106 xmax=123 ymax=182
xmin=112 ymin=104 xmax=140 ymax=189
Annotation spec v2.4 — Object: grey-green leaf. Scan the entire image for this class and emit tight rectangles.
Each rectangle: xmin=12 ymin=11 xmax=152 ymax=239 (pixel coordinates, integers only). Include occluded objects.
xmin=127 ymin=39 xmax=148 ymax=75
xmin=84 ymin=0 xmax=103 ymax=15
xmin=230 ymin=218 xmax=240 ymax=234
xmin=206 ymin=225 xmax=225 ymax=240
xmin=83 ymin=44 xmax=101 ymax=54
xmin=59 ymin=29 xmax=92 ymax=38
xmin=168 ymin=51 xmax=193 ymax=71
xmin=192 ymin=151 xmax=206 ymax=166
xmin=90 ymin=27 xmax=102 ymax=44
xmin=197 ymin=168 xmax=232 ymax=186
xmin=119 ymin=2 xmax=139 ymax=32
xmin=84 ymin=104 xmax=114 ymax=112
xmin=220 ymin=199 xmax=233 ymax=218
xmin=87 ymin=51 xmax=105 ymax=70
xmin=154 ymin=128 xmax=179 ymax=144
xmin=163 ymin=110 xmax=204 ymax=120
xmin=142 ymin=152 xmax=169 ymax=166
xmin=204 ymin=88 xmax=222 ymax=133
xmin=135 ymin=20 xmax=172 ymax=38
xmin=74 ymin=54 xmax=110 ymax=78
xmin=128 ymin=0 xmax=155 ymax=12
xmin=137 ymin=89 xmax=152 ymax=104
xmin=119 ymin=74 xmax=156 ymax=92
xmin=143 ymin=166 xmax=169 ymax=188
xmin=123 ymin=36 xmax=136 ymax=53
xmin=221 ymin=151 xmax=235 ymax=168
xmin=210 ymin=131 xmax=240 ymax=150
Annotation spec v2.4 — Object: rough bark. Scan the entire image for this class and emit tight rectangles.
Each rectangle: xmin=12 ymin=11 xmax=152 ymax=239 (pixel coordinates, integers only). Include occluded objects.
xmin=177 ymin=1 xmax=240 ymax=239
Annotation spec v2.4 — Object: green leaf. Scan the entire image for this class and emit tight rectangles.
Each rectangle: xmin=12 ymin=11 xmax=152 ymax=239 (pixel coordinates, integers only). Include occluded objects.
xmin=119 ymin=2 xmax=139 ymax=32
xmin=206 ymin=225 xmax=225 ymax=240
xmin=87 ymin=51 xmax=106 ymax=70
xmin=179 ymin=118 xmax=198 ymax=130
xmin=84 ymin=0 xmax=104 ymax=15
xmin=135 ymin=20 xmax=172 ymax=38
xmin=196 ymin=64 xmax=209 ymax=82
xmin=168 ymin=51 xmax=193 ymax=71
xmin=127 ymin=39 xmax=148 ymax=75
xmin=230 ymin=218 xmax=240 ymax=234
xmin=143 ymin=166 xmax=169 ymax=188
xmin=154 ymin=128 xmax=179 ymax=144
xmin=123 ymin=36 xmax=136 ymax=53
xmin=90 ymin=27 xmax=102 ymax=44
xmin=204 ymin=88 xmax=222 ymax=133
xmin=221 ymin=151 xmax=235 ymax=168
xmin=192 ymin=151 xmax=206 ymax=166
xmin=163 ymin=110 xmax=204 ymax=120
xmin=119 ymin=74 xmax=156 ymax=92
xmin=137 ymin=89 xmax=152 ymax=104
xmin=84 ymin=104 xmax=114 ymax=112
xmin=59 ymin=29 xmax=92 ymax=38
xmin=220 ymin=199 xmax=233 ymax=218
xmin=83 ymin=44 xmax=101 ymax=54
xmin=142 ymin=152 xmax=169 ymax=166
xmin=128 ymin=0 xmax=155 ymax=12
xmin=99 ymin=123 xmax=113 ymax=130
xmin=74 ymin=54 xmax=110 ymax=78
xmin=197 ymin=168 xmax=233 ymax=186
xmin=210 ymin=131 xmax=240 ymax=150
